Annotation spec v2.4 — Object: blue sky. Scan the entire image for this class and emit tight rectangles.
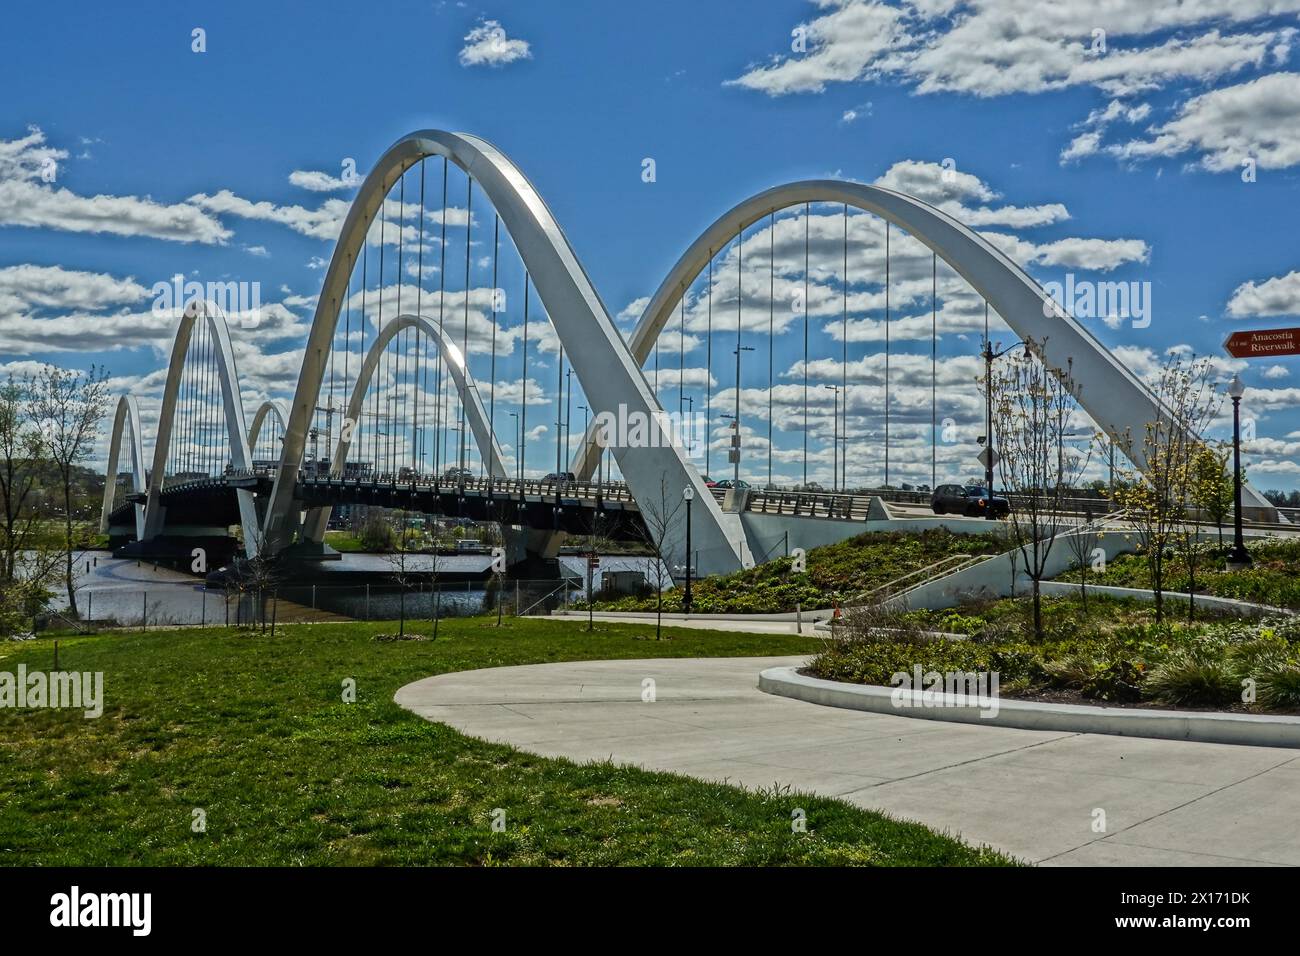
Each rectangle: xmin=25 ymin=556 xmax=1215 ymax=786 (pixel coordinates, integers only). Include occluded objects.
xmin=2 ymin=0 xmax=1300 ymax=488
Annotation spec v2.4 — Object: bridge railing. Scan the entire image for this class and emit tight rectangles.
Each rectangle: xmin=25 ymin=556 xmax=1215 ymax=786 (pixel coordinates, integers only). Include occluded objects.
xmin=297 ymin=472 xmax=639 ymax=504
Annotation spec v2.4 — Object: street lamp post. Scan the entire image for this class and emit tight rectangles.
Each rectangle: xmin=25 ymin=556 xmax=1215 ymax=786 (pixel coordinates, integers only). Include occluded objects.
xmin=733 ymin=345 xmax=754 ymax=485
xmin=981 ymin=338 xmax=1024 ymax=520
xmin=683 ymin=395 xmax=695 ymax=464
xmin=565 ymin=367 xmax=574 ymax=465
xmin=1227 ymin=374 xmax=1252 ymax=570
xmin=681 ymin=485 xmax=694 ymax=615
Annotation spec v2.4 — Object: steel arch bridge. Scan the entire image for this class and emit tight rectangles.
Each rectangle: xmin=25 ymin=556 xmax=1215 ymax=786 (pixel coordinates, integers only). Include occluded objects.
xmin=100 ymin=128 xmax=1273 ymax=575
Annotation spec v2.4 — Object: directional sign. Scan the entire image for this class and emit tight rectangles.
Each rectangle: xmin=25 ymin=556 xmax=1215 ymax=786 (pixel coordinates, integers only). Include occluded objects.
xmin=977 ymin=446 xmax=999 ymax=470
xmin=1224 ymin=327 xmax=1300 ymax=359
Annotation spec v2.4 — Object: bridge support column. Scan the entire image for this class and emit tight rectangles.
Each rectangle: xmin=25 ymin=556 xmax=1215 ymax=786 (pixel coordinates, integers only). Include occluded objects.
xmin=502 ymin=526 xmax=564 ymax=578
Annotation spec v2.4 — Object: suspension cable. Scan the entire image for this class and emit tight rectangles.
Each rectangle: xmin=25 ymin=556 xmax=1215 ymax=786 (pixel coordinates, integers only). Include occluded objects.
xmin=521 ymin=272 xmax=529 ymax=481
xmin=461 ymin=176 xmax=472 ymax=472
xmin=416 ymin=159 xmax=425 ymax=473
xmin=435 ymin=157 xmax=448 ymax=476
xmin=803 ymin=202 xmax=809 ymax=487
xmin=706 ymin=251 xmax=712 ymax=478
xmin=842 ymin=203 xmax=848 ymax=491
xmin=884 ymin=219 xmax=891 ymax=487
xmin=768 ymin=210 xmax=774 ymax=490
xmin=488 ymin=213 xmax=499 ymax=479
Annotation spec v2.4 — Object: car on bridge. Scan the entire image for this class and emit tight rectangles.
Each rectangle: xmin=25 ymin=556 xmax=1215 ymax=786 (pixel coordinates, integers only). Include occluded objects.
xmin=442 ymin=467 xmax=474 ymax=482
xmin=713 ymin=478 xmax=751 ymax=490
xmin=544 ymin=471 xmax=576 ymax=483
xmin=930 ymin=483 xmax=1010 ymax=517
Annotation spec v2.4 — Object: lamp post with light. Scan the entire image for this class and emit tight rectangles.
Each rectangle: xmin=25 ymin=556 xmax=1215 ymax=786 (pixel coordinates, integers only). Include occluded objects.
xmin=1226 ymin=374 xmax=1252 ymax=570
xmin=682 ymin=485 xmax=694 ymax=615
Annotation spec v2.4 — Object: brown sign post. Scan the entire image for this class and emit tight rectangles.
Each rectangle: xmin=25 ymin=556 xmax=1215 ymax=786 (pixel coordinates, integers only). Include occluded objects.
xmin=1224 ymin=328 xmax=1300 ymax=359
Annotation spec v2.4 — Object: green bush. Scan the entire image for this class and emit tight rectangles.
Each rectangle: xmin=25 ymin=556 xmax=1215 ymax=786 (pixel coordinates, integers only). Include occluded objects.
xmin=810 ymin=597 xmax=1300 ymax=713
xmin=1256 ymin=661 xmax=1300 ymax=709
xmin=585 ymin=528 xmax=1000 ymax=615
xmin=1142 ymin=643 xmax=1240 ymax=707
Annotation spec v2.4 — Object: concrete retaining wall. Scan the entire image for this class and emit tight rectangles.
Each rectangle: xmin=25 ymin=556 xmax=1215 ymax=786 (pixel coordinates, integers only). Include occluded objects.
xmin=740 ymin=511 xmax=996 ymax=559
xmin=759 ymin=665 xmax=1300 ymax=748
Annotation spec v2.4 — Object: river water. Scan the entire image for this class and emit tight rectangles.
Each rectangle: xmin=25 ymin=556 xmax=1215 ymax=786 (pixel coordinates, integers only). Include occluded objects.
xmin=49 ymin=552 xmax=666 ymax=627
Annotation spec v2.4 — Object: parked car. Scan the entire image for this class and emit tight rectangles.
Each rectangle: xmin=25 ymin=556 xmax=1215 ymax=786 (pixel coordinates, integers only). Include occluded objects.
xmin=713 ymin=478 xmax=751 ymax=490
xmin=930 ymin=483 xmax=1010 ymax=517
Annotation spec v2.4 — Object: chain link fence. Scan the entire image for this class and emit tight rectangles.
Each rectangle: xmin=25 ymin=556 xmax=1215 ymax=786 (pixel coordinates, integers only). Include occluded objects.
xmin=36 ymin=577 xmax=597 ymax=632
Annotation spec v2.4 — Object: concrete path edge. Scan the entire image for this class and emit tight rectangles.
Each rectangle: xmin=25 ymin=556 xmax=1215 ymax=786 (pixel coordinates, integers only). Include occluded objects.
xmin=758 ymin=665 xmax=1300 ymax=749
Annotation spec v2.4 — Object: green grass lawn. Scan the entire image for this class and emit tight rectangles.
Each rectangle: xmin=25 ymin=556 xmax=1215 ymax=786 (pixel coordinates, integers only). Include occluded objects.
xmin=0 ymin=617 xmax=1013 ymax=866
xmin=1059 ymin=537 xmax=1300 ymax=610
xmin=584 ymin=528 xmax=1001 ymax=614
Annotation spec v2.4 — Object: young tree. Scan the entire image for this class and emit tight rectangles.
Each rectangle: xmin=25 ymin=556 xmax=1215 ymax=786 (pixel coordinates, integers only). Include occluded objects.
xmin=988 ymin=338 xmax=1093 ymax=639
xmin=1064 ymin=500 xmax=1104 ymax=616
xmin=1191 ymin=444 xmax=1234 ymax=549
xmin=239 ymin=529 xmax=282 ymax=631
xmin=0 ymin=375 xmax=44 ymax=583
xmin=634 ymin=476 xmax=685 ymax=641
xmin=1111 ymin=352 xmax=1219 ymax=624
xmin=385 ymin=513 xmax=415 ymax=637
xmin=29 ymin=365 xmax=110 ymax=617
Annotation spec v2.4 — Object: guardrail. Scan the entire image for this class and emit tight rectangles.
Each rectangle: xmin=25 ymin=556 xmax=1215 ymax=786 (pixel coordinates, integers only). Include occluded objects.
xmin=296 ymin=472 xmax=640 ymax=505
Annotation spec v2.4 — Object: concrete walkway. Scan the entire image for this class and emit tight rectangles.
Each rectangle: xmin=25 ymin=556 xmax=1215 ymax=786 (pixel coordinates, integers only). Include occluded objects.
xmin=396 ymin=656 xmax=1300 ymax=866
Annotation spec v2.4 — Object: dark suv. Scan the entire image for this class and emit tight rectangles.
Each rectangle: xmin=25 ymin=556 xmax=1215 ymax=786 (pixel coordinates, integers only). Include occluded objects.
xmin=930 ymin=483 xmax=1010 ymax=517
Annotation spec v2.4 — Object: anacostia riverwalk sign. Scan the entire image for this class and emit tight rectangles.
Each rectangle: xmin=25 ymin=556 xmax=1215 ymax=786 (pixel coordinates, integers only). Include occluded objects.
xmin=1224 ymin=327 xmax=1300 ymax=359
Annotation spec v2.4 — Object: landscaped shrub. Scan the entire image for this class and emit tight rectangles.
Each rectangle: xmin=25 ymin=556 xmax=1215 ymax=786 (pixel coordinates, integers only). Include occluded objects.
xmin=1256 ymin=661 xmax=1300 ymax=709
xmin=1141 ymin=643 xmax=1240 ymax=707
xmin=809 ymin=596 xmax=1300 ymax=712
xmin=583 ymin=528 xmax=1001 ymax=615
xmin=1061 ymin=538 xmax=1300 ymax=611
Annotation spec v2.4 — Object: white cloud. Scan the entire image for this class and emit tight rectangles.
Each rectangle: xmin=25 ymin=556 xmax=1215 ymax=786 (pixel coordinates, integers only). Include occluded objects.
xmin=1109 ymin=72 xmax=1300 ymax=171
xmin=459 ymin=19 xmax=532 ymax=68
xmin=0 ymin=127 xmax=230 ymax=243
xmin=0 ymin=264 xmax=148 ymax=315
xmin=288 ymin=169 xmax=359 ymax=192
xmin=874 ymin=160 xmax=1069 ymax=228
xmin=617 ymin=296 xmax=650 ymax=324
xmin=980 ymin=232 xmax=1150 ymax=271
xmin=1227 ymin=268 xmax=1300 ymax=317
xmin=1263 ymin=364 xmax=1291 ymax=379
xmin=728 ymin=2 xmax=1300 ymax=169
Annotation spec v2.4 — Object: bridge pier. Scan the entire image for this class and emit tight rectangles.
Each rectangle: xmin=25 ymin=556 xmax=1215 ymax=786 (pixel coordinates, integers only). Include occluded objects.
xmin=501 ymin=525 xmax=565 ymax=579
xmin=114 ymin=530 xmax=242 ymax=571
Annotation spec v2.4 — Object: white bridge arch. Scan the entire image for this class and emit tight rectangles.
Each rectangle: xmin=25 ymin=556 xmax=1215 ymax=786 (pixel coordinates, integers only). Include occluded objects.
xmin=100 ymin=395 xmax=146 ymax=539
xmin=102 ymin=130 xmax=1275 ymax=573
xmin=248 ymin=400 xmax=289 ymax=454
xmin=264 ymin=129 xmax=754 ymax=571
xmin=569 ymin=178 xmax=1273 ymax=516
xmin=101 ymin=301 xmax=262 ymax=556
xmin=298 ymin=311 xmax=508 ymax=544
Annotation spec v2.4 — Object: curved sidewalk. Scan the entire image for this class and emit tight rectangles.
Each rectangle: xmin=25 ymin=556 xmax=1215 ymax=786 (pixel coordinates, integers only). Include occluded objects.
xmin=396 ymin=656 xmax=1300 ymax=866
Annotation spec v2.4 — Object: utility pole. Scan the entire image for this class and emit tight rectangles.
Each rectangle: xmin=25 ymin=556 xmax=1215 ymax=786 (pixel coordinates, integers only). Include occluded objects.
xmin=733 ymin=344 xmax=753 ymax=485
